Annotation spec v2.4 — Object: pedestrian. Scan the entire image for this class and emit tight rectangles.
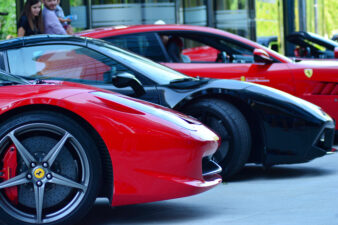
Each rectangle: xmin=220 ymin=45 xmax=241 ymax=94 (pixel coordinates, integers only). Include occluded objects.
xmin=17 ymin=0 xmax=44 ymax=37
xmin=55 ymin=0 xmax=73 ymax=34
xmin=42 ymin=0 xmax=66 ymax=34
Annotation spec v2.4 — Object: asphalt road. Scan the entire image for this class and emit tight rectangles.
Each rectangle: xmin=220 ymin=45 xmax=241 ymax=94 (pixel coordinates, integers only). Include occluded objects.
xmin=79 ymin=151 xmax=338 ymax=225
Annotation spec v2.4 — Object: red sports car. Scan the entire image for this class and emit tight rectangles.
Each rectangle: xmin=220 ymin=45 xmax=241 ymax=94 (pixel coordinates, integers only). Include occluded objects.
xmin=0 ymin=71 xmax=221 ymax=225
xmin=79 ymin=24 xmax=338 ymax=132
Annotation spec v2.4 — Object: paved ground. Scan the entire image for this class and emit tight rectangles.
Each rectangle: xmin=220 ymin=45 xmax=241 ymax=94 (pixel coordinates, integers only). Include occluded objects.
xmin=79 ymin=151 xmax=338 ymax=225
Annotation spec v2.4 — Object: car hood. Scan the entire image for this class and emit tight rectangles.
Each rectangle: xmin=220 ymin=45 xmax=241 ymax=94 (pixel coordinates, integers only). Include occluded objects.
xmin=0 ymin=80 xmax=103 ymax=100
xmin=199 ymin=79 xmax=332 ymax=122
xmin=1 ymin=80 xmax=204 ymax=127
xmin=243 ymin=82 xmax=331 ymax=121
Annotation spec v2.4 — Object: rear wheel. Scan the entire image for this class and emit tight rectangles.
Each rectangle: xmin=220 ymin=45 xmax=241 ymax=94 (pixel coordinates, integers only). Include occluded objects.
xmin=0 ymin=111 xmax=101 ymax=225
xmin=184 ymin=99 xmax=251 ymax=179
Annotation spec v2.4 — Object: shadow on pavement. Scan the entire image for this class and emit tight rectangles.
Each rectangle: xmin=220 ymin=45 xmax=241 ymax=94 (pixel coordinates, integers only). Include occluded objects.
xmin=78 ymin=199 xmax=218 ymax=225
xmin=230 ymin=164 xmax=334 ymax=182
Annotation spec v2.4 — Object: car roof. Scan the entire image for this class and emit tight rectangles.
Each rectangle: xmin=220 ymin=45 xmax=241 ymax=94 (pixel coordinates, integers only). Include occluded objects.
xmin=78 ymin=24 xmax=261 ymax=47
xmin=0 ymin=35 xmax=87 ymax=50
xmin=78 ymin=24 xmax=290 ymax=63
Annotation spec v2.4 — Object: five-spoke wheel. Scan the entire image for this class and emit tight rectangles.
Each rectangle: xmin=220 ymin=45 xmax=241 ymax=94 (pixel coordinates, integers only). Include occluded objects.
xmin=0 ymin=111 xmax=101 ymax=225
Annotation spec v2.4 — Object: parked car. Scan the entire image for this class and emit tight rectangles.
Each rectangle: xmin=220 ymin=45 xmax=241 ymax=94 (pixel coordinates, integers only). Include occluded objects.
xmin=0 ymin=70 xmax=221 ymax=225
xmin=257 ymin=36 xmax=279 ymax=52
xmin=333 ymin=34 xmax=338 ymax=42
xmin=78 ymin=24 xmax=338 ymax=133
xmin=0 ymin=35 xmax=335 ymax=180
xmin=286 ymin=31 xmax=338 ymax=59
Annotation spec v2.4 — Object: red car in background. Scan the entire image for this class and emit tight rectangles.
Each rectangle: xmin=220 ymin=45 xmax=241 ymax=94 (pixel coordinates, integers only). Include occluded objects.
xmin=0 ymin=70 xmax=221 ymax=225
xmin=79 ymin=24 xmax=338 ymax=133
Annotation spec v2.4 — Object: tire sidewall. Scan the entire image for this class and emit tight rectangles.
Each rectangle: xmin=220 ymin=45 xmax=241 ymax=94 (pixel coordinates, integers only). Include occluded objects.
xmin=184 ymin=99 xmax=251 ymax=179
xmin=0 ymin=111 xmax=101 ymax=225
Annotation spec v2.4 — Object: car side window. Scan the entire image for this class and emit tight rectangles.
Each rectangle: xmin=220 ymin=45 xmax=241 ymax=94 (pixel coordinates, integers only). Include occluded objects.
xmin=103 ymin=33 xmax=167 ymax=62
xmin=0 ymin=52 xmax=5 ymax=71
xmin=162 ymin=34 xmax=255 ymax=64
xmin=7 ymin=45 xmax=133 ymax=84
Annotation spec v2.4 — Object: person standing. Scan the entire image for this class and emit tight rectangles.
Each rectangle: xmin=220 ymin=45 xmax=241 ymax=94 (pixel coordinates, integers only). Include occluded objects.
xmin=17 ymin=0 xmax=44 ymax=37
xmin=42 ymin=0 xmax=66 ymax=34
xmin=55 ymin=0 xmax=73 ymax=34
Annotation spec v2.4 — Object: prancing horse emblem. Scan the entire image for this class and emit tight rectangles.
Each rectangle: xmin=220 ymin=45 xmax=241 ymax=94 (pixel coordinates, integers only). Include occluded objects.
xmin=34 ymin=168 xmax=45 ymax=179
xmin=304 ymin=69 xmax=313 ymax=78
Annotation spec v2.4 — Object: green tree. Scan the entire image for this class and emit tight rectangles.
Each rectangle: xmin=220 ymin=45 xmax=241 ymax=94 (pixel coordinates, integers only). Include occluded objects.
xmin=0 ymin=1 xmax=16 ymax=40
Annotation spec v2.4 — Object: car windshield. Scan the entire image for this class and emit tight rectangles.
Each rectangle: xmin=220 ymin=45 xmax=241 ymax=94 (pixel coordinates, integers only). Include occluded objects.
xmin=0 ymin=70 xmax=29 ymax=85
xmin=89 ymin=39 xmax=192 ymax=85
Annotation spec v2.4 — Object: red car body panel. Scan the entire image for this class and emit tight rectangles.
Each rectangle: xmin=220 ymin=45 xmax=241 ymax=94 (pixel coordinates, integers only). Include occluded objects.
xmin=0 ymin=81 xmax=221 ymax=206
xmin=79 ymin=25 xmax=338 ymax=130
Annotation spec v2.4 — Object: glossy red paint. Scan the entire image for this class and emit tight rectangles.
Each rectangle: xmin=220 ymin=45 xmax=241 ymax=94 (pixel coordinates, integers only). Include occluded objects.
xmin=79 ymin=24 xmax=338 ymax=130
xmin=0 ymin=81 xmax=221 ymax=206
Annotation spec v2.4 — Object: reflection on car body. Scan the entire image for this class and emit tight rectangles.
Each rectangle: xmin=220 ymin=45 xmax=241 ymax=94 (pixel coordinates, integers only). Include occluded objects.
xmin=0 ymin=70 xmax=221 ymax=225
xmin=78 ymin=24 xmax=338 ymax=134
xmin=0 ymin=35 xmax=335 ymax=180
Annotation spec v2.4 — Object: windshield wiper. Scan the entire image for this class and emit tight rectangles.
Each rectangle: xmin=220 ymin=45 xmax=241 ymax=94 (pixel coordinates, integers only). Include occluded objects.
xmin=169 ymin=77 xmax=208 ymax=89
xmin=0 ymin=80 xmax=23 ymax=86
xmin=170 ymin=77 xmax=198 ymax=84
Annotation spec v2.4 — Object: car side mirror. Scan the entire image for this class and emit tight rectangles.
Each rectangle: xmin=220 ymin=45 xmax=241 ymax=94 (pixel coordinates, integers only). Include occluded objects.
xmin=253 ymin=49 xmax=273 ymax=64
xmin=334 ymin=47 xmax=338 ymax=59
xmin=112 ymin=72 xmax=146 ymax=96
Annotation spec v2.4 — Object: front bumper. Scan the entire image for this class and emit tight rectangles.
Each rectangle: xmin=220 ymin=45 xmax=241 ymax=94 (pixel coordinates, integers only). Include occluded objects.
xmin=264 ymin=120 xmax=335 ymax=166
xmin=202 ymin=157 xmax=222 ymax=176
xmin=307 ymin=121 xmax=335 ymax=159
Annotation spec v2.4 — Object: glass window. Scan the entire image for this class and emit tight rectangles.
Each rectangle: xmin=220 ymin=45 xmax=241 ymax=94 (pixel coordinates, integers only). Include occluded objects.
xmin=183 ymin=0 xmax=207 ymax=26
xmin=215 ymin=0 xmax=249 ymax=38
xmin=103 ymin=33 xmax=167 ymax=62
xmin=159 ymin=33 xmax=254 ymax=63
xmin=0 ymin=52 xmax=5 ymax=71
xmin=7 ymin=45 xmax=132 ymax=84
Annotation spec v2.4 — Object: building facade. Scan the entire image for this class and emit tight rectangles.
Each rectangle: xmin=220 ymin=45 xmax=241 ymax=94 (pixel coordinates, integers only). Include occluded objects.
xmin=14 ymin=0 xmax=337 ymax=54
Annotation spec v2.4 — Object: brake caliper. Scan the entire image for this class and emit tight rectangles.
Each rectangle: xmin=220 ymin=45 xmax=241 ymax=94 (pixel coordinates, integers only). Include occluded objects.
xmin=0 ymin=145 xmax=18 ymax=205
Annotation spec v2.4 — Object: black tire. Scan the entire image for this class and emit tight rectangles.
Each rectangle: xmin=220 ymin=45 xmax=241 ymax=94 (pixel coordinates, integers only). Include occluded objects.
xmin=0 ymin=111 xmax=101 ymax=225
xmin=183 ymin=99 xmax=251 ymax=179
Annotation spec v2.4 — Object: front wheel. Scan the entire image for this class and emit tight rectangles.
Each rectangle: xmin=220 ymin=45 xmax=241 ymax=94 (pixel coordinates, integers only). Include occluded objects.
xmin=183 ymin=99 xmax=251 ymax=179
xmin=0 ymin=111 xmax=101 ymax=225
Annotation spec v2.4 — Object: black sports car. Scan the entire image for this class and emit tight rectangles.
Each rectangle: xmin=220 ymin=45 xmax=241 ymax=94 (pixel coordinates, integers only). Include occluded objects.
xmin=0 ymin=35 xmax=335 ymax=179
xmin=286 ymin=31 xmax=338 ymax=59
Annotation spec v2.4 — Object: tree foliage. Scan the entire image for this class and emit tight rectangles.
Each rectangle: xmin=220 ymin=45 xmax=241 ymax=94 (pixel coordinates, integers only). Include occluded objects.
xmin=0 ymin=1 xmax=17 ymax=40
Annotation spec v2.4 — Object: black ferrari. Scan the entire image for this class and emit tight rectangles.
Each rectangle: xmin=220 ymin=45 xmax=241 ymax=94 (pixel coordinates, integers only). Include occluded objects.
xmin=0 ymin=35 xmax=335 ymax=179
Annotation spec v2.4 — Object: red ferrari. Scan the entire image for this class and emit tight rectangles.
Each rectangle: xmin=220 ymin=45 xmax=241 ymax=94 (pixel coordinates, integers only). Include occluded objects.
xmin=0 ymin=71 xmax=221 ymax=225
xmin=79 ymin=24 xmax=338 ymax=132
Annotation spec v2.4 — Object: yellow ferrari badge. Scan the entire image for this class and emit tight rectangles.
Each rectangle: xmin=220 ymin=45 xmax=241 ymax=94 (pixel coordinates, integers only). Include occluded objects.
xmin=304 ymin=69 xmax=313 ymax=78
xmin=240 ymin=76 xmax=246 ymax=81
xmin=34 ymin=168 xmax=45 ymax=179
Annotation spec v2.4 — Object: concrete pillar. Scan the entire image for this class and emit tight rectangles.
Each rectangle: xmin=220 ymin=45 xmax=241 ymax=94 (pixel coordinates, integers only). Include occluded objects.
xmin=15 ymin=0 xmax=24 ymax=23
xmin=298 ymin=0 xmax=306 ymax=31
xmin=282 ymin=0 xmax=295 ymax=56
xmin=175 ymin=0 xmax=181 ymax=24
xmin=248 ymin=0 xmax=256 ymax=41
xmin=86 ymin=0 xmax=92 ymax=29
xmin=61 ymin=0 xmax=71 ymax=15
xmin=206 ymin=0 xmax=215 ymax=27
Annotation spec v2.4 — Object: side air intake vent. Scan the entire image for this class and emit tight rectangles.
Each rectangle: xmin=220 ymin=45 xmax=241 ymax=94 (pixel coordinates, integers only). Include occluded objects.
xmin=312 ymin=82 xmax=338 ymax=95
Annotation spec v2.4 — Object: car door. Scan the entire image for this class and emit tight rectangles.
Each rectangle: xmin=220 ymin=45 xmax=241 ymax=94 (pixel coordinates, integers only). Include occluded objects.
xmin=5 ymin=44 xmax=161 ymax=104
xmin=106 ymin=31 xmax=295 ymax=95
xmin=161 ymin=32 xmax=295 ymax=95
